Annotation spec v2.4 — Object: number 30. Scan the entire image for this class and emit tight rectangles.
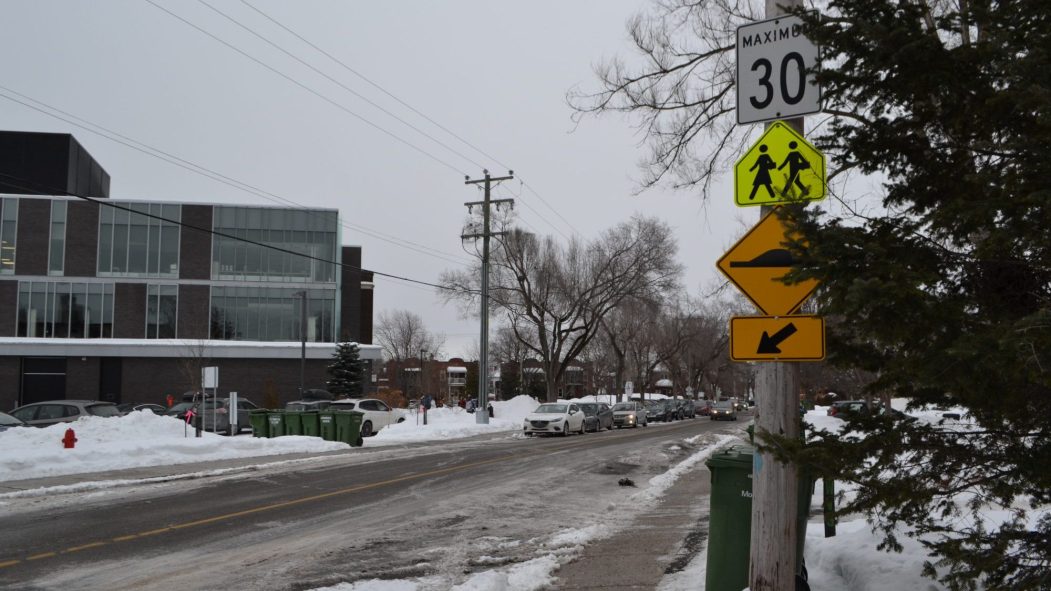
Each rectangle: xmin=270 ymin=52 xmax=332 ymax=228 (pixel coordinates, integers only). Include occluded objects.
xmin=749 ymin=52 xmax=806 ymax=109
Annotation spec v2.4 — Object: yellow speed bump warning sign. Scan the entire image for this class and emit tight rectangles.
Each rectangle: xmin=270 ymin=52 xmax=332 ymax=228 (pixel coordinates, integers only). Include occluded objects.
xmin=734 ymin=121 xmax=826 ymax=207
xmin=730 ymin=315 xmax=825 ymax=362
xmin=716 ymin=207 xmax=819 ymax=316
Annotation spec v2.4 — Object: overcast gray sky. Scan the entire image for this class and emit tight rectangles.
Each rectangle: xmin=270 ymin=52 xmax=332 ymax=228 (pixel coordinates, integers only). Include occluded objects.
xmin=2 ymin=0 xmax=753 ymax=357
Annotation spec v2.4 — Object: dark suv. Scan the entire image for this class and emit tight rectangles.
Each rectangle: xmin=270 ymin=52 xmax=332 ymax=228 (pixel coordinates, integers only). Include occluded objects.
xmin=167 ymin=394 xmax=259 ymax=435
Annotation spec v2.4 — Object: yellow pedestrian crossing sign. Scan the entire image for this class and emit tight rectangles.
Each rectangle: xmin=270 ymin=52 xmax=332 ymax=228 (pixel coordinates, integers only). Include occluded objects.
xmin=734 ymin=121 xmax=826 ymax=207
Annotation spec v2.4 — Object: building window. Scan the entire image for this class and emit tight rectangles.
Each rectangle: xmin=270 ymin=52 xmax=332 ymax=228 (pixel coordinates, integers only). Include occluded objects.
xmin=211 ymin=206 xmax=337 ymax=283
xmin=17 ymin=281 xmax=114 ymax=338
xmin=209 ymin=286 xmax=335 ymax=342
xmin=146 ymin=284 xmax=178 ymax=339
xmin=97 ymin=203 xmax=180 ymax=277
xmin=0 ymin=197 xmax=16 ymax=274
xmin=48 ymin=200 xmax=67 ymax=275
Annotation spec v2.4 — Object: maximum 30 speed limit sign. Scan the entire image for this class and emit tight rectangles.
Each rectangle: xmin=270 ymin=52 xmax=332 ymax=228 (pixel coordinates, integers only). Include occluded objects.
xmin=736 ymin=14 xmax=821 ymax=125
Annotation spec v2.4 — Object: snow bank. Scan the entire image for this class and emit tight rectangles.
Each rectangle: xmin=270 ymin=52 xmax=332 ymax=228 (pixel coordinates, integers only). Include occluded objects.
xmin=804 ymin=518 xmax=946 ymax=591
xmin=368 ymin=396 xmax=540 ymax=446
xmin=0 ymin=411 xmax=348 ymax=482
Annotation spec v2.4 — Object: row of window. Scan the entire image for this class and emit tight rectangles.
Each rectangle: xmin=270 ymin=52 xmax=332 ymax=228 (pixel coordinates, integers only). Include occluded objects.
xmin=98 ymin=202 xmax=181 ymax=278
xmin=0 ymin=199 xmax=339 ymax=284
xmin=14 ymin=281 xmax=336 ymax=342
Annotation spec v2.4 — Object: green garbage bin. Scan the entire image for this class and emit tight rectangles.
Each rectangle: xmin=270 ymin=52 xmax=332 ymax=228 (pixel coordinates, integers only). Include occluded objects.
xmin=249 ymin=409 xmax=269 ymax=438
xmin=300 ymin=412 xmax=320 ymax=438
xmin=334 ymin=410 xmax=364 ymax=447
xmin=704 ymin=445 xmax=814 ymax=591
xmin=284 ymin=411 xmax=304 ymax=436
xmin=318 ymin=411 xmax=337 ymax=441
xmin=266 ymin=410 xmax=286 ymax=438
xmin=705 ymin=445 xmax=756 ymax=591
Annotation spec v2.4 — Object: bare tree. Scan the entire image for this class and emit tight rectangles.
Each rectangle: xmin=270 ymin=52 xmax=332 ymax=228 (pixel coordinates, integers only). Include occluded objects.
xmin=374 ymin=310 xmax=445 ymax=362
xmin=442 ymin=216 xmax=681 ymax=401
xmin=568 ymin=0 xmax=760 ymax=196
xmin=599 ymin=296 xmax=655 ymax=402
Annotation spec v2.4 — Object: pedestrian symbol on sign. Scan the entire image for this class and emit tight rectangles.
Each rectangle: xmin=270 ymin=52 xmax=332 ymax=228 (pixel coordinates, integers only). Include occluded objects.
xmin=734 ymin=121 xmax=825 ymax=207
xmin=747 ymin=145 xmax=777 ymax=201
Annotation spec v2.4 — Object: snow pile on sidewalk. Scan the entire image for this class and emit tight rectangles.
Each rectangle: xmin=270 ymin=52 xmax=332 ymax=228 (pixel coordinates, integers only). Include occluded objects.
xmin=0 ymin=411 xmax=349 ymax=482
xmin=369 ymin=395 xmax=540 ymax=445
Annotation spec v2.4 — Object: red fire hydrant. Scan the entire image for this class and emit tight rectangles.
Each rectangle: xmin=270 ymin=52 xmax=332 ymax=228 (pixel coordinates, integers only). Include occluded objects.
xmin=62 ymin=428 xmax=77 ymax=449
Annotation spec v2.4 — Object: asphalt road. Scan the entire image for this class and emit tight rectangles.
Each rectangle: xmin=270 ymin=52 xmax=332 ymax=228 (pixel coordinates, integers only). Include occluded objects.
xmin=0 ymin=414 xmax=749 ymax=590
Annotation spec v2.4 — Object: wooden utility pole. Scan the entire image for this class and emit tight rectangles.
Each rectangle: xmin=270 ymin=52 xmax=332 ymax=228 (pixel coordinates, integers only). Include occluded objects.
xmin=747 ymin=0 xmax=806 ymax=588
xmin=463 ymin=170 xmax=513 ymax=424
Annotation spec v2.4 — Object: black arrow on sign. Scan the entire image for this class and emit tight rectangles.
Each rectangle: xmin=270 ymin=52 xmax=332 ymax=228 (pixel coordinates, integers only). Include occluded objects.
xmin=757 ymin=322 xmax=798 ymax=354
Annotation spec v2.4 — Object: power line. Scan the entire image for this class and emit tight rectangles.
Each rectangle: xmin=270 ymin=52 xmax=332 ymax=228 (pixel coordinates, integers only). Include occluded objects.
xmin=239 ymin=0 xmax=507 ymax=172
xmin=0 ymin=85 xmax=473 ymax=268
xmin=0 ymin=172 xmax=476 ymax=295
xmin=197 ymin=0 xmax=487 ymax=172
xmin=207 ymin=0 xmax=583 ymax=241
xmin=495 ymin=183 xmax=571 ymax=242
xmin=143 ymin=0 xmax=468 ymax=177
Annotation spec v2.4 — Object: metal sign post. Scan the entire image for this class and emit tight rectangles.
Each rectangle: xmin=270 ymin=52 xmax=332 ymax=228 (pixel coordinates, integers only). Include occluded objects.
xmin=229 ymin=392 xmax=238 ymax=435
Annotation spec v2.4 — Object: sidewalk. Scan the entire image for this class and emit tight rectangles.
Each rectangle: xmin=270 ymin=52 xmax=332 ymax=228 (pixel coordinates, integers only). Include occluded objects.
xmin=555 ymin=458 xmax=713 ymax=589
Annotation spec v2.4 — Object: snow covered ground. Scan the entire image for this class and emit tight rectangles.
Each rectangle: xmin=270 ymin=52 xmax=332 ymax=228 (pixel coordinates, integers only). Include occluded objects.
xmin=0 ymin=396 xmax=545 ymax=482
xmin=3 ymin=397 xmax=1032 ymax=590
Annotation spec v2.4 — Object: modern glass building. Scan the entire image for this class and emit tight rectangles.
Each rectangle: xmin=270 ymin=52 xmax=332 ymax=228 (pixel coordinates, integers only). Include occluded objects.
xmin=0 ymin=132 xmax=378 ymax=410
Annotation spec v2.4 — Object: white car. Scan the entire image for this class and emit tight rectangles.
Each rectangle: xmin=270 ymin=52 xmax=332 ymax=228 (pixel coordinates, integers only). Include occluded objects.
xmin=329 ymin=398 xmax=406 ymax=437
xmin=523 ymin=402 xmax=587 ymax=436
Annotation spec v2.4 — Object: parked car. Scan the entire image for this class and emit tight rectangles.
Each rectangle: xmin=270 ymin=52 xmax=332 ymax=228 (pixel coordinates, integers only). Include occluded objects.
xmin=826 ymin=400 xmax=882 ymax=418
xmin=329 ymin=398 xmax=407 ymax=436
xmin=166 ymin=394 xmax=259 ymax=435
xmin=611 ymin=401 xmax=648 ymax=428
xmin=116 ymin=403 xmax=167 ymax=415
xmin=523 ymin=402 xmax=587 ymax=436
xmin=695 ymin=400 xmax=713 ymax=416
xmin=675 ymin=399 xmax=696 ymax=419
xmin=646 ymin=400 xmax=670 ymax=422
xmin=9 ymin=400 xmax=122 ymax=428
xmin=0 ymin=411 xmax=27 ymax=432
xmin=285 ymin=400 xmax=332 ymax=411
xmin=579 ymin=402 xmax=613 ymax=432
xmin=709 ymin=400 xmax=738 ymax=421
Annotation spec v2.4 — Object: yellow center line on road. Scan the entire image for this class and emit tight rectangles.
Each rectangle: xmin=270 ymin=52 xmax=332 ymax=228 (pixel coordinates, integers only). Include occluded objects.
xmin=0 ymin=453 xmax=511 ymax=570
xmin=0 ymin=421 xmax=707 ymax=571
xmin=64 ymin=541 xmax=107 ymax=553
